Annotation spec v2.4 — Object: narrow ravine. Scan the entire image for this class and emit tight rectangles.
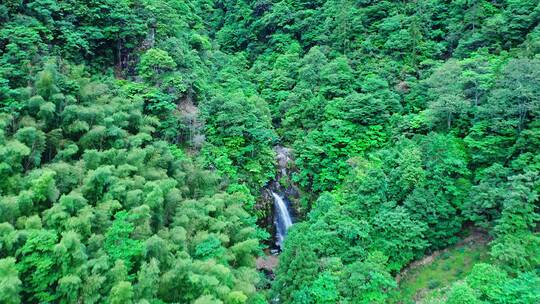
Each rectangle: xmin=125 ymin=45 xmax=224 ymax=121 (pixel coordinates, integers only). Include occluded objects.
xmin=257 ymin=146 xmax=297 ymax=273
xmin=270 ymin=146 xmax=296 ymax=250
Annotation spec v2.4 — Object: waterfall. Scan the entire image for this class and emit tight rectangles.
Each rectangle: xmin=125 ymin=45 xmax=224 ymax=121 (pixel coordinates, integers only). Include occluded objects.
xmin=272 ymin=191 xmax=293 ymax=249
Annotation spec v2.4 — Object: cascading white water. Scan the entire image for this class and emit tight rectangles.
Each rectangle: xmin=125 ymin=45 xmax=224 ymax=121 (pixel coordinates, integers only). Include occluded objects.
xmin=272 ymin=191 xmax=293 ymax=249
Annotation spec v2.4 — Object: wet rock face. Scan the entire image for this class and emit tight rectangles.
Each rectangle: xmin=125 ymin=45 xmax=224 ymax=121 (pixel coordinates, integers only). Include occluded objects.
xmin=273 ymin=146 xmax=299 ymax=199
xmin=275 ymin=146 xmax=292 ymax=178
xmin=256 ymin=190 xmax=276 ymax=237
xmin=255 ymin=146 xmax=301 ymax=249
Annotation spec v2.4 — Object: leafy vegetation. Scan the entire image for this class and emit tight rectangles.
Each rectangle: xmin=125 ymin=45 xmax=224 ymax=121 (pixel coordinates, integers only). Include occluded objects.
xmin=1 ymin=0 xmax=540 ymax=303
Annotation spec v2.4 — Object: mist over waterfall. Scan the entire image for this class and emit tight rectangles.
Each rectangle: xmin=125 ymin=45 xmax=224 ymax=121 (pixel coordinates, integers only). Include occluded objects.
xmin=272 ymin=191 xmax=293 ymax=249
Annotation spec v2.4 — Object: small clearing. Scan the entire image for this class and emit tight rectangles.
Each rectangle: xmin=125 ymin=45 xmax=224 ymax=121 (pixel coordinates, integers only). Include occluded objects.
xmin=389 ymin=233 xmax=490 ymax=303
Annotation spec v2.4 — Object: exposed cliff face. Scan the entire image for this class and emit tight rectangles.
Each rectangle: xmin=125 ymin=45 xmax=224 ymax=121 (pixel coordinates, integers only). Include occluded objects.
xmin=275 ymin=146 xmax=291 ymax=178
xmin=273 ymin=146 xmax=299 ymax=199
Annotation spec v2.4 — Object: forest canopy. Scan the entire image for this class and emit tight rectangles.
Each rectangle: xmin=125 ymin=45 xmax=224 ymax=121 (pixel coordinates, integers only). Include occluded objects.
xmin=1 ymin=0 xmax=539 ymax=303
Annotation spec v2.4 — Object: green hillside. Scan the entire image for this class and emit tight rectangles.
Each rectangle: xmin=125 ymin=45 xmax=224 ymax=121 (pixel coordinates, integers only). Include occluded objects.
xmin=0 ymin=1 xmax=539 ymax=303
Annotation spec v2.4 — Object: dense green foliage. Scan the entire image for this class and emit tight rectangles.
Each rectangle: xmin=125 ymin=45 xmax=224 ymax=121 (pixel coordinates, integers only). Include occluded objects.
xmin=0 ymin=62 xmax=267 ymax=303
xmin=0 ymin=1 xmax=272 ymax=303
xmin=1 ymin=0 xmax=540 ymax=303
xmin=215 ymin=0 xmax=539 ymax=302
